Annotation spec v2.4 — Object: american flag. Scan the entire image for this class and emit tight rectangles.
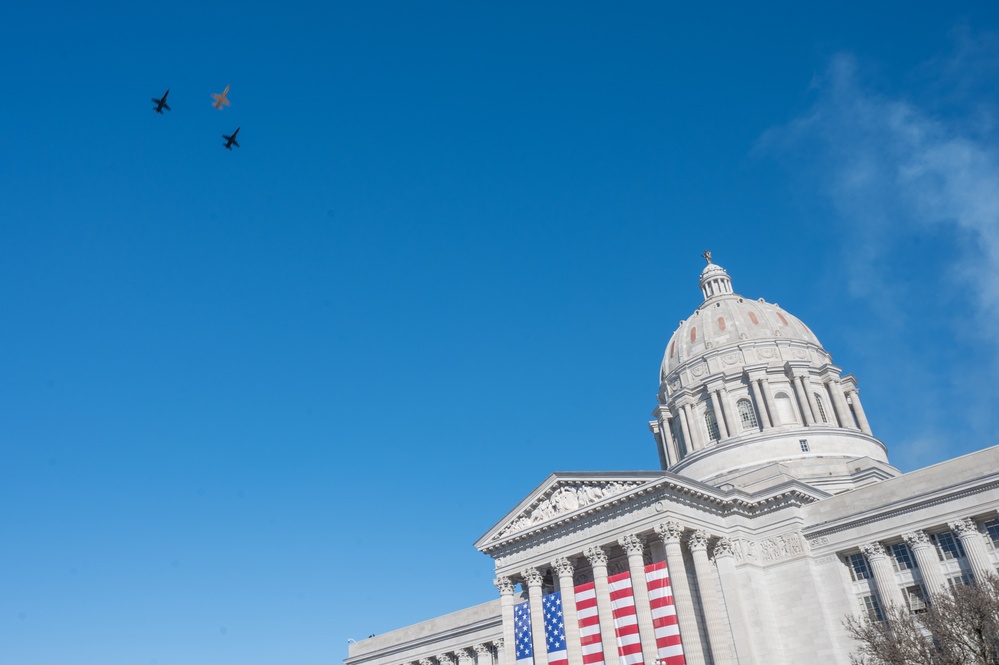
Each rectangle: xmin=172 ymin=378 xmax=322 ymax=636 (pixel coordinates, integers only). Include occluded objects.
xmin=514 ymin=600 xmax=534 ymax=665
xmin=608 ymin=571 xmax=643 ymax=665
xmin=543 ymin=592 xmax=568 ymax=665
xmin=644 ymin=561 xmax=685 ymax=665
xmin=574 ymin=582 xmax=605 ymax=665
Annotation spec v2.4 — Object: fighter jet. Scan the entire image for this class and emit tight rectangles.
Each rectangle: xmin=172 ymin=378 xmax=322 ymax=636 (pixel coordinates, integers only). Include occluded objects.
xmin=222 ymin=127 xmax=240 ymax=150
xmin=211 ymin=85 xmax=231 ymax=110
xmin=151 ymin=89 xmax=171 ymax=113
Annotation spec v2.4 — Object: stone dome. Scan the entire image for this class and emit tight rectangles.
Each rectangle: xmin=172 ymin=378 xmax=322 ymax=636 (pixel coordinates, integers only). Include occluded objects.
xmin=648 ymin=258 xmax=895 ymax=494
xmin=661 ymin=264 xmax=824 ymax=382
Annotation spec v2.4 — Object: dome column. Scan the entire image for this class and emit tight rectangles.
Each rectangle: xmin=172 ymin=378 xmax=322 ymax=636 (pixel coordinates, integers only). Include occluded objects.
xmin=788 ymin=366 xmax=816 ymax=426
xmin=679 ymin=401 xmax=704 ymax=451
xmin=745 ymin=366 xmax=773 ymax=430
xmin=803 ymin=375 xmax=824 ymax=424
xmin=847 ymin=389 xmax=873 ymax=435
xmin=824 ymin=377 xmax=854 ymax=429
xmin=707 ymin=388 xmax=729 ymax=439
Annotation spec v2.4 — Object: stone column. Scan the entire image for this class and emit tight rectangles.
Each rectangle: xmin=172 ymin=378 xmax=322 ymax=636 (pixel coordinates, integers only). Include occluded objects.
xmin=457 ymin=649 xmax=475 ymax=665
xmin=860 ymin=543 xmax=903 ymax=609
xmin=683 ymin=404 xmax=704 ymax=450
xmin=619 ymin=535 xmax=659 ymax=665
xmin=662 ymin=416 xmax=681 ymax=464
xmin=649 ymin=420 xmax=670 ymax=469
xmin=713 ymin=538 xmax=763 ymax=665
xmin=825 ymin=380 xmax=851 ymax=429
xmin=903 ymin=531 xmax=947 ymax=596
xmin=792 ymin=376 xmax=816 ymax=426
xmin=759 ymin=378 xmax=779 ymax=427
xmin=720 ymin=388 xmax=739 ymax=438
xmin=494 ymin=640 xmax=505 ymax=665
xmin=495 ymin=577 xmax=517 ymax=665
xmin=473 ymin=645 xmax=494 ymax=665
xmin=848 ymin=389 xmax=873 ymax=435
xmin=523 ymin=568 xmax=549 ymax=665
xmin=585 ymin=546 xmax=620 ymax=665
xmin=671 ymin=406 xmax=691 ymax=458
xmin=654 ymin=522 xmax=705 ymax=665
xmin=749 ymin=379 xmax=772 ymax=429
xmin=688 ymin=530 xmax=732 ymax=664
xmin=553 ymin=557 xmax=584 ymax=665
xmin=950 ymin=518 xmax=995 ymax=581
xmin=708 ymin=390 xmax=728 ymax=439
xmin=803 ymin=376 xmax=823 ymax=424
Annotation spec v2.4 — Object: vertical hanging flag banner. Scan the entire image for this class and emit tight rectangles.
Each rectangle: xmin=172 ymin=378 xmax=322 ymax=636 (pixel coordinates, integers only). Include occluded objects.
xmin=608 ymin=571 xmax=644 ymax=665
xmin=574 ymin=581 xmax=605 ymax=665
xmin=515 ymin=600 xmax=535 ymax=665
xmin=644 ymin=561 xmax=685 ymax=665
xmin=543 ymin=592 xmax=568 ymax=665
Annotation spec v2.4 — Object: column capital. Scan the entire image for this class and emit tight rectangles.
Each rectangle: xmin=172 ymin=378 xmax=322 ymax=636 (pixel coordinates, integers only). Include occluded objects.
xmin=860 ymin=542 xmax=888 ymax=559
xmin=457 ymin=650 xmax=475 ymax=665
xmin=494 ymin=638 xmax=505 ymax=650
xmin=552 ymin=556 xmax=576 ymax=577
xmin=688 ymin=529 xmax=710 ymax=551
xmin=522 ymin=567 xmax=544 ymax=588
xmin=473 ymin=645 xmax=492 ymax=657
xmin=712 ymin=537 xmax=735 ymax=559
xmin=494 ymin=577 xmax=515 ymax=595
xmin=420 ymin=659 xmax=435 ymax=665
xmin=618 ymin=534 xmax=645 ymax=556
xmin=655 ymin=520 xmax=684 ymax=544
xmin=438 ymin=654 xmax=456 ymax=665
xmin=903 ymin=530 xmax=932 ymax=549
xmin=949 ymin=518 xmax=979 ymax=537
xmin=584 ymin=545 xmax=608 ymax=566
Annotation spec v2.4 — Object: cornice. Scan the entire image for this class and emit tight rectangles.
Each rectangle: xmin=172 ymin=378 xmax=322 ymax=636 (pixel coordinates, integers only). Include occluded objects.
xmin=803 ymin=474 xmax=999 ymax=541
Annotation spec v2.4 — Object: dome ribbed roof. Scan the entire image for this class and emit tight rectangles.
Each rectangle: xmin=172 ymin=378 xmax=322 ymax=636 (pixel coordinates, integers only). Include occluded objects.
xmin=661 ymin=262 xmax=823 ymax=380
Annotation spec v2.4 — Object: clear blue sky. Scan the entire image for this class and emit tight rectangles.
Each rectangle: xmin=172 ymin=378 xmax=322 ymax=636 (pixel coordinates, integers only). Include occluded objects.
xmin=4 ymin=2 xmax=999 ymax=664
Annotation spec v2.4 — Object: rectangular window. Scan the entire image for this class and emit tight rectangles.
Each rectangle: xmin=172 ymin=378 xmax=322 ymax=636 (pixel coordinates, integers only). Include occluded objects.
xmin=904 ymin=585 xmax=928 ymax=614
xmin=934 ymin=531 xmax=966 ymax=561
xmin=984 ymin=519 xmax=999 ymax=548
xmin=861 ymin=594 xmax=885 ymax=621
xmin=890 ymin=543 xmax=915 ymax=572
xmin=800 ymin=439 xmax=810 ymax=452
xmin=847 ymin=552 xmax=871 ymax=581
xmin=948 ymin=572 xmax=975 ymax=588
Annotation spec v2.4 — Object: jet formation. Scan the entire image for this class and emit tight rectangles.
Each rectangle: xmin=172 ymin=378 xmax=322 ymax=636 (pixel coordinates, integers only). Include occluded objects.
xmin=152 ymin=84 xmax=242 ymax=150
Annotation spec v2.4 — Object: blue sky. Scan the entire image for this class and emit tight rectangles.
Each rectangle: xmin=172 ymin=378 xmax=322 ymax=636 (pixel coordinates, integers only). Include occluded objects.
xmin=3 ymin=2 xmax=999 ymax=664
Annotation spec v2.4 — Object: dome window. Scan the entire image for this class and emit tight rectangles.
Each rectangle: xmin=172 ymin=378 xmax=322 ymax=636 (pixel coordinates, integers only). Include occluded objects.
xmin=704 ymin=409 xmax=721 ymax=442
xmin=814 ymin=393 xmax=830 ymax=423
xmin=748 ymin=311 xmax=759 ymax=325
xmin=717 ymin=317 xmax=726 ymax=331
xmin=690 ymin=327 xmax=697 ymax=343
xmin=777 ymin=312 xmax=789 ymax=326
xmin=737 ymin=399 xmax=758 ymax=431
xmin=669 ymin=340 xmax=675 ymax=358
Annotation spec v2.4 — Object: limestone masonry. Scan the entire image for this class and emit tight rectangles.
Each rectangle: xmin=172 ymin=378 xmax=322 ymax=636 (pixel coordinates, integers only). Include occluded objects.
xmin=345 ymin=260 xmax=999 ymax=665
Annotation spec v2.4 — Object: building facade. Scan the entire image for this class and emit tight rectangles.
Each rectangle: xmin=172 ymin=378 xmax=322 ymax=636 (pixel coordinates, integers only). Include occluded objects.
xmin=345 ymin=260 xmax=999 ymax=665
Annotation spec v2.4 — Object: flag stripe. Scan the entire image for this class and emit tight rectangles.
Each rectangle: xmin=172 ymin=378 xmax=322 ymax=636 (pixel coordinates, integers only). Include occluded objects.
xmin=574 ymin=581 xmax=605 ymax=665
xmin=644 ymin=562 xmax=685 ymax=665
xmin=607 ymin=571 xmax=644 ymax=665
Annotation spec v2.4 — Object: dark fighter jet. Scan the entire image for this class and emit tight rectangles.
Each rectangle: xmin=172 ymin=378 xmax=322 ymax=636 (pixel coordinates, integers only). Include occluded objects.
xmin=222 ymin=127 xmax=240 ymax=150
xmin=151 ymin=89 xmax=171 ymax=113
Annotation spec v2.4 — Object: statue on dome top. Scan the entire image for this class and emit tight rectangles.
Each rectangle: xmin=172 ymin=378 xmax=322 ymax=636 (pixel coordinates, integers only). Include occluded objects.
xmin=702 ymin=250 xmax=712 ymax=265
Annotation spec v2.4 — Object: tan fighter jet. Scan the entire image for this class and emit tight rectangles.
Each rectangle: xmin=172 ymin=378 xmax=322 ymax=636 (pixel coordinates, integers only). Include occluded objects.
xmin=211 ymin=85 xmax=231 ymax=110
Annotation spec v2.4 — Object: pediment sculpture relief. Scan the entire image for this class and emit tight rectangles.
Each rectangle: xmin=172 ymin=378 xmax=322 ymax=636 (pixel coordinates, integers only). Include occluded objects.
xmin=497 ymin=481 xmax=644 ymax=538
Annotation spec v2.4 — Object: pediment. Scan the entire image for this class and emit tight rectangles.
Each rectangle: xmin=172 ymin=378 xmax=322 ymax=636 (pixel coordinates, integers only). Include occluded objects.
xmin=476 ymin=472 xmax=664 ymax=550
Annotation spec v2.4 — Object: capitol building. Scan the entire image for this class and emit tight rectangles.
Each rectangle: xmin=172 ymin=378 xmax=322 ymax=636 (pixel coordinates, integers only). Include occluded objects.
xmin=345 ymin=259 xmax=999 ymax=665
